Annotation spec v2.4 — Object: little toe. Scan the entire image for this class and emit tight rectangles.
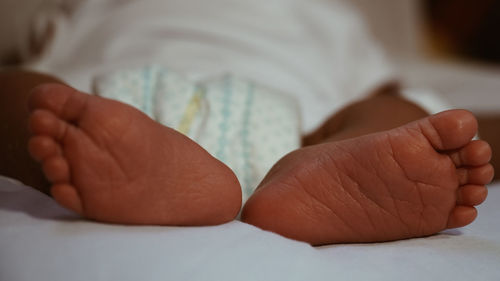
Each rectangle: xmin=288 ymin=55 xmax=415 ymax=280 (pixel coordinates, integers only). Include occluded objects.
xmin=457 ymin=164 xmax=495 ymax=185
xmin=29 ymin=109 xmax=69 ymax=139
xmin=43 ymin=156 xmax=70 ymax=183
xmin=449 ymin=140 xmax=492 ymax=167
xmin=447 ymin=206 xmax=477 ymax=229
xmin=29 ymin=83 xmax=89 ymax=121
xmin=423 ymin=109 xmax=477 ymax=150
xmin=28 ymin=135 xmax=61 ymax=161
xmin=457 ymin=185 xmax=488 ymax=206
xmin=51 ymin=183 xmax=83 ymax=215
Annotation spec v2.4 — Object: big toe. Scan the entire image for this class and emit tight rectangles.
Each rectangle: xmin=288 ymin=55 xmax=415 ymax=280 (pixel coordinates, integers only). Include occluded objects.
xmin=422 ymin=109 xmax=478 ymax=150
xmin=29 ymin=83 xmax=89 ymax=121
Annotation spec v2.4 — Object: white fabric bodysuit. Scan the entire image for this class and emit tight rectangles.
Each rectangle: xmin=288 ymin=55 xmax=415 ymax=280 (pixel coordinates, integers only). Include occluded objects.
xmin=27 ymin=0 xmax=395 ymax=203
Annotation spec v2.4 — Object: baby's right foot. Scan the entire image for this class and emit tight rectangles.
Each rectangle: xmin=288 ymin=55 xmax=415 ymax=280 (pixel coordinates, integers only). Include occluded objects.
xmin=27 ymin=84 xmax=242 ymax=225
xmin=242 ymin=110 xmax=493 ymax=245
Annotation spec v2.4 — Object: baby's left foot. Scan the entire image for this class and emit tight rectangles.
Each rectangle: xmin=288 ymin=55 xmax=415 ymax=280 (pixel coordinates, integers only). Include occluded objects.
xmin=242 ymin=110 xmax=493 ymax=245
xmin=27 ymin=84 xmax=242 ymax=226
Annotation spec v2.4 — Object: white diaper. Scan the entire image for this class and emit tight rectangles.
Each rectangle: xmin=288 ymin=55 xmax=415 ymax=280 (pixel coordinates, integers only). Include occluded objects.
xmin=93 ymin=65 xmax=301 ymax=204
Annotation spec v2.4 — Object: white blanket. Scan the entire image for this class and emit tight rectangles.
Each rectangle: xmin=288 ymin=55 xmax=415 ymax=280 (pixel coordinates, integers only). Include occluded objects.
xmin=1 ymin=176 xmax=499 ymax=281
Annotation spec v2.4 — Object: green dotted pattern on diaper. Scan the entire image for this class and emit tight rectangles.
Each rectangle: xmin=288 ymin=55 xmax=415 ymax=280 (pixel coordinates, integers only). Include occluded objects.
xmin=93 ymin=65 xmax=301 ymax=204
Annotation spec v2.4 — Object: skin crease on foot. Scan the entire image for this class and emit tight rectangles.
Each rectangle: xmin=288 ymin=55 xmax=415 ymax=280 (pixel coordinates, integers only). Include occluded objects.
xmin=241 ymin=109 xmax=493 ymax=245
xmin=27 ymin=83 xmax=242 ymax=226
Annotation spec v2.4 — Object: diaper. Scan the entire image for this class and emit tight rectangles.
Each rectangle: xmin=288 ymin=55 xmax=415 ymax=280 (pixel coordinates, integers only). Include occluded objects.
xmin=93 ymin=65 xmax=301 ymax=204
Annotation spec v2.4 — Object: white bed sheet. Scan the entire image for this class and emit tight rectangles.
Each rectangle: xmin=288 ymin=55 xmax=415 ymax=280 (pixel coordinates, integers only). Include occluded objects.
xmin=1 ymin=176 xmax=499 ymax=281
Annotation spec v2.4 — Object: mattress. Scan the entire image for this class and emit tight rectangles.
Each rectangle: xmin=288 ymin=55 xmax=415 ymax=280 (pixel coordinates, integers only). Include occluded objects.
xmin=1 ymin=176 xmax=499 ymax=281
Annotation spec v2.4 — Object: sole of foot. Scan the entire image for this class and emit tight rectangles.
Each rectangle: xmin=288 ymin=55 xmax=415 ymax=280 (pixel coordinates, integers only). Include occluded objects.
xmin=242 ymin=110 xmax=493 ymax=245
xmin=28 ymin=84 xmax=242 ymax=225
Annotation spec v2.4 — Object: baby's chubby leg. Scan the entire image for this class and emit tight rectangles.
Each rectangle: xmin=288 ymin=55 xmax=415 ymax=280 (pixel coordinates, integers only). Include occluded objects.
xmin=26 ymin=83 xmax=242 ymax=225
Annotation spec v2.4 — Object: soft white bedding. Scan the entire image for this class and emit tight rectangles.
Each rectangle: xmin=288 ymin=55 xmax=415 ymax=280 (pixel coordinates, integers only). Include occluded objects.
xmin=1 ymin=176 xmax=499 ymax=281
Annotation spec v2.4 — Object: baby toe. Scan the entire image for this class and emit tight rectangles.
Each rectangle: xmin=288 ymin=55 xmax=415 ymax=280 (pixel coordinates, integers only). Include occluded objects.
xmin=425 ymin=109 xmax=477 ymax=150
xmin=457 ymin=185 xmax=488 ymax=206
xmin=449 ymin=140 xmax=492 ymax=167
xmin=28 ymin=135 xmax=61 ymax=161
xmin=29 ymin=83 xmax=89 ymax=121
xmin=457 ymin=164 xmax=494 ymax=185
xmin=43 ymin=156 xmax=70 ymax=183
xmin=51 ymin=183 xmax=83 ymax=215
xmin=446 ymin=205 xmax=477 ymax=229
xmin=29 ymin=109 xmax=68 ymax=140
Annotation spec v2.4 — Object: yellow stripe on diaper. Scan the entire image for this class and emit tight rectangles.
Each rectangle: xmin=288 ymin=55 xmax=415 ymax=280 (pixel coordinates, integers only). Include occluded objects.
xmin=177 ymin=88 xmax=204 ymax=135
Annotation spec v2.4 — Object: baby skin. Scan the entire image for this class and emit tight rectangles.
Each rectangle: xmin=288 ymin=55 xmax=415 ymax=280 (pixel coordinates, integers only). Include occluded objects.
xmin=27 ymin=84 xmax=242 ymax=225
xmin=27 ymin=84 xmax=493 ymax=245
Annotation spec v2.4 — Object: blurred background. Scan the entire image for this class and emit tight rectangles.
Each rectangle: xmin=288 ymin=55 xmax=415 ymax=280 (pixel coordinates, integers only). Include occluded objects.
xmin=423 ymin=0 xmax=500 ymax=65
xmin=351 ymin=0 xmax=500 ymax=65
xmin=349 ymin=0 xmax=500 ymax=112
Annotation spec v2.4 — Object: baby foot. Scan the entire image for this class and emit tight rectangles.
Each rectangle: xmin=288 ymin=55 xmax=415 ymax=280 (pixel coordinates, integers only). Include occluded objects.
xmin=242 ymin=110 xmax=493 ymax=245
xmin=27 ymin=84 xmax=242 ymax=225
